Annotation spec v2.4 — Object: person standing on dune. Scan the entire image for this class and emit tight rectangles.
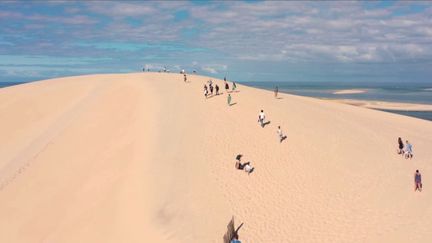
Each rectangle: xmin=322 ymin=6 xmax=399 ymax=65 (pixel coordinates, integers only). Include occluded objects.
xmin=397 ymin=137 xmax=404 ymax=155
xmin=227 ymin=94 xmax=232 ymax=106
xmin=405 ymin=140 xmax=413 ymax=159
xmin=275 ymin=86 xmax=279 ymax=98
xmin=184 ymin=73 xmax=187 ymax=82
xmin=232 ymin=81 xmax=237 ymax=91
xmin=415 ymin=170 xmax=422 ymax=192
xmin=215 ymin=84 xmax=220 ymax=95
xmin=225 ymin=81 xmax=230 ymax=93
xmin=258 ymin=110 xmax=266 ymax=127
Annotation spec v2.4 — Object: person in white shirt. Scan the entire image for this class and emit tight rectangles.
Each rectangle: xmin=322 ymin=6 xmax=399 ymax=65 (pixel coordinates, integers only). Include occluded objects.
xmin=258 ymin=110 xmax=265 ymax=127
xmin=277 ymin=126 xmax=285 ymax=143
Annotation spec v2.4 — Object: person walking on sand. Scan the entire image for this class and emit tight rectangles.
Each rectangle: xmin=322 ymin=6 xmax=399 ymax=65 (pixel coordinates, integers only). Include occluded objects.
xmin=232 ymin=81 xmax=237 ymax=91
xmin=184 ymin=73 xmax=187 ymax=82
xmin=277 ymin=126 xmax=285 ymax=143
xmin=397 ymin=137 xmax=404 ymax=155
xmin=227 ymin=94 xmax=232 ymax=106
xmin=415 ymin=170 xmax=422 ymax=192
xmin=258 ymin=110 xmax=266 ymax=128
xmin=405 ymin=140 xmax=413 ymax=159
xmin=215 ymin=84 xmax=220 ymax=95
xmin=210 ymin=84 xmax=214 ymax=95
xmin=204 ymin=84 xmax=208 ymax=98
xmin=225 ymin=81 xmax=230 ymax=93
xmin=275 ymin=86 xmax=278 ymax=98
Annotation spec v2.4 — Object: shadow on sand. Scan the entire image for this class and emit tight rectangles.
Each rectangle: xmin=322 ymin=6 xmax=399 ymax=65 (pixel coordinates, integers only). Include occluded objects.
xmin=230 ymin=102 xmax=237 ymax=106
xmin=263 ymin=121 xmax=271 ymax=127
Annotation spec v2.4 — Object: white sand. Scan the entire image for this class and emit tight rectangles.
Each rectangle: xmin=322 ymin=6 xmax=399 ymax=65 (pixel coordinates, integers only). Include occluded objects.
xmin=332 ymin=89 xmax=367 ymax=94
xmin=1 ymin=73 xmax=432 ymax=243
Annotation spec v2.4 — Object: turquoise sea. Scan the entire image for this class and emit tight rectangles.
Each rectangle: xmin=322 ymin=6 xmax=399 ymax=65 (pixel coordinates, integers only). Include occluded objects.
xmin=241 ymin=81 xmax=432 ymax=121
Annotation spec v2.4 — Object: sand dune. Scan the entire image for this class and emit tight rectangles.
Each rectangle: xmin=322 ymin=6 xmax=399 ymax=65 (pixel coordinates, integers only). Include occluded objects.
xmin=1 ymin=73 xmax=432 ymax=243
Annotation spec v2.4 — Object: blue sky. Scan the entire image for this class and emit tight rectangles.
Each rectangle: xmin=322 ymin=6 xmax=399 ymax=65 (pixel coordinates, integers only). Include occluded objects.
xmin=1 ymin=1 xmax=432 ymax=83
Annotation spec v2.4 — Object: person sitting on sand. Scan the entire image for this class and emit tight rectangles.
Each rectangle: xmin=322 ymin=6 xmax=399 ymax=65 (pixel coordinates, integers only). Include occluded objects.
xmin=258 ymin=110 xmax=266 ymax=128
xmin=415 ymin=170 xmax=422 ymax=192
xmin=235 ymin=154 xmax=254 ymax=174
xmin=397 ymin=137 xmax=404 ymax=155
xmin=405 ymin=140 xmax=413 ymax=159
xmin=235 ymin=161 xmax=254 ymax=174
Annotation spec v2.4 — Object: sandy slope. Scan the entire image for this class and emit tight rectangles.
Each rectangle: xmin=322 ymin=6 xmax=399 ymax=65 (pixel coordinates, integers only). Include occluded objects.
xmin=0 ymin=73 xmax=431 ymax=243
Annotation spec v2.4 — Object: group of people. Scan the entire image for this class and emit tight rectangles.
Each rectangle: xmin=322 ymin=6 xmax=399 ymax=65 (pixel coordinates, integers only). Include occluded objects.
xmin=204 ymin=79 xmax=220 ymax=98
xmin=203 ymin=78 xmax=238 ymax=107
xmin=397 ymin=137 xmax=422 ymax=192
xmin=397 ymin=137 xmax=413 ymax=159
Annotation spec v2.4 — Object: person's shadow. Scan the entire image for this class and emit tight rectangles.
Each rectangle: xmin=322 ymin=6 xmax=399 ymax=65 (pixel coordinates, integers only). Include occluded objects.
xmin=263 ymin=121 xmax=271 ymax=127
xmin=281 ymin=135 xmax=287 ymax=143
xmin=230 ymin=102 xmax=237 ymax=106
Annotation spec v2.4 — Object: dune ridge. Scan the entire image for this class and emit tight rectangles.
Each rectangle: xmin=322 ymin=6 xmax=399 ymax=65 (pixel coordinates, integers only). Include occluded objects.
xmin=0 ymin=73 xmax=432 ymax=243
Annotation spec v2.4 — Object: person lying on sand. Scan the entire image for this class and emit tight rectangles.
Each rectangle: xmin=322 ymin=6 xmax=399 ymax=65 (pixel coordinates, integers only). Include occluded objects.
xmin=415 ymin=170 xmax=422 ymax=192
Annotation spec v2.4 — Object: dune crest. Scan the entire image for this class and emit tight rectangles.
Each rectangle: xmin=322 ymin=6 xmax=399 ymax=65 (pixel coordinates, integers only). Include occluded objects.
xmin=1 ymin=73 xmax=432 ymax=243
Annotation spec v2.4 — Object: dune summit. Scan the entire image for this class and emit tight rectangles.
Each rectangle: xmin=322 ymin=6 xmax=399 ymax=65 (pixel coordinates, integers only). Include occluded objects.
xmin=0 ymin=73 xmax=432 ymax=243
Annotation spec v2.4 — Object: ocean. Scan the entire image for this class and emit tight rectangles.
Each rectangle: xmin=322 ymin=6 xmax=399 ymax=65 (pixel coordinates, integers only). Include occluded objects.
xmin=241 ymin=81 xmax=432 ymax=121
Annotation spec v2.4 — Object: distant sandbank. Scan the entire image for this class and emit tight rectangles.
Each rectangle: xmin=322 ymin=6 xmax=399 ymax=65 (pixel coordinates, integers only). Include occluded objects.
xmin=332 ymin=89 xmax=367 ymax=94
xmin=329 ymin=99 xmax=432 ymax=111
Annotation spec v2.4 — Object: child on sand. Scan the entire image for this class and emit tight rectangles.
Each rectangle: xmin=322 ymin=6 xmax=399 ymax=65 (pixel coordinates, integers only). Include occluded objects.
xmin=227 ymin=94 xmax=232 ymax=106
xmin=415 ymin=170 xmax=422 ymax=192
xmin=397 ymin=137 xmax=404 ymax=155
xmin=405 ymin=140 xmax=413 ymax=159
xmin=258 ymin=110 xmax=265 ymax=128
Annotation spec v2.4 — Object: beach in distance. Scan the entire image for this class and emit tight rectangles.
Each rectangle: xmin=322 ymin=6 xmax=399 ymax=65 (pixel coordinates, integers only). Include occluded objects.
xmin=1 ymin=73 xmax=432 ymax=243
